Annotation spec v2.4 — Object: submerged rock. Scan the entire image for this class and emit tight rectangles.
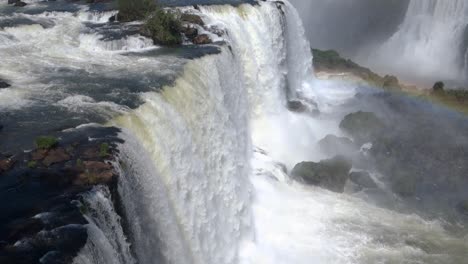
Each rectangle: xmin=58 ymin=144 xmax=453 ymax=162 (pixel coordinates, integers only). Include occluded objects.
xmin=317 ymin=134 xmax=357 ymax=157
xmin=349 ymin=171 xmax=377 ymax=189
xmin=291 ymin=155 xmax=352 ymax=193
xmin=339 ymin=111 xmax=385 ymax=144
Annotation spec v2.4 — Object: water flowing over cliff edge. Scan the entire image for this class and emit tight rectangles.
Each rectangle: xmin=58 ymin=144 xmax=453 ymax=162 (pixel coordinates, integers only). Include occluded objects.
xmin=1 ymin=1 xmax=468 ymax=264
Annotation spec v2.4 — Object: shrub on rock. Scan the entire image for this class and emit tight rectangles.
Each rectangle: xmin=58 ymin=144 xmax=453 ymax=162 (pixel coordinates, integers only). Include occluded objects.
xmin=291 ymin=155 xmax=352 ymax=193
xmin=117 ymin=0 xmax=156 ymax=22
xmin=433 ymin=81 xmax=445 ymax=93
xmin=141 ymin=8 xmax=182 ymax=45
xmin=35 ymin=136 xmax=58 ymax=149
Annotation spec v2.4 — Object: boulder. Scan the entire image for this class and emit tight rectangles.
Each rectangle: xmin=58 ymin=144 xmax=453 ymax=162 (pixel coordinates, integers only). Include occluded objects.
xmin=317 ymin=134 xmax=357 ymax=157
xmin=43 ymin=148 xmax=70 ymax=167
xmin=180 ymin=13 xmax=204 ymax=26
xmin=287 ymin=100 xmax=308 ymax=113
xmin=339 ymin=111 xmax=384 ymax=144
xmin=0 ymin=80 xmax=10 ymax=89
xmin=14 ymin=1 xmax=27 ymax=6
xmin=291 ymin=155 xmax=352 ymax=193
xmin=192 ymin=34 xmax=212 ymax=45
xmin=349 ymin=171 xmax=377 ymax=189
xmin=7 ymin=0 xmax=18 ymax=4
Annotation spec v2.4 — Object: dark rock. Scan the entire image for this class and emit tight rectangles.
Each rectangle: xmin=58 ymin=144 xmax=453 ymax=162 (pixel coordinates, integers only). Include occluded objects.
xmin=181 ymin=26 xmax=198 ymax=39
xmin=108 ymin=15 xmax=116 ymax=23
xmin=31 ymin=149 xmax=49 ymax=161
xmin=317 ymin=134 xmax=357 ymax=157
xmin=192 ymin=34 xmax=212 ymax=45
xmin=43 ymin=148 xmax=70 ymax=167
xmin=7 ymin=218 xmax=44 ymax=242
xmin=287 ymin=100 xmax=308 ymax=112
xmin=180 ymin=13 xmax=204 ymax=26
xmin=349 ymin=171 xmax=377 ymax=189
xmin=339 ymin=111 xmax=385 ymax=144
xmin=14 ymin=1 xmax=27 ymax=6
xmin=7 ymin=0 xmax=18 ymax=4
xmin=291 ymin=155 xmax=352 ymax=193
xmin=0 ymin=80 xmax=10 ymax=89
xmin=0 ymin=158 xmax=15 ymax=172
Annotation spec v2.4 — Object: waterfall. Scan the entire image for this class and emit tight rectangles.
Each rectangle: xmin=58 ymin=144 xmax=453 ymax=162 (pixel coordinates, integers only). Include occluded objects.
xmin=374 ymin=0 xmax=468 ymax=84
xmin=110 ymin=1 xmax=317 ymax=263
xmin=73 ymin=186 xmax=136 ymax=264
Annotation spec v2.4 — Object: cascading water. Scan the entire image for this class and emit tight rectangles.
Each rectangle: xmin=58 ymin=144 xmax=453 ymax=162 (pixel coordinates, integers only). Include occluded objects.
xmin=371 ymin=0 xmax=468 ymax=85
xmin=73 ymin=186 xmax=136 ymax=264
xmin=2 ymin=1 xmax=468 ymax=263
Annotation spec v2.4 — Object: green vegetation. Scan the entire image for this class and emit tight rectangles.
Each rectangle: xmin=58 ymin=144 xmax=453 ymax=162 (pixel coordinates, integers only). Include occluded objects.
xmin=99 ymin=143 xmax=110 ymax=158
xmin=117 ymin=0 xmax=182 ymax=45
xmin=27 ymin=160 xmax=37 ymax=168
xmin=141 ymin=8 xmax=182 ymax=45
xmin=312 ymin=48 xmax=468 ymax=114
xmin=35 ymin=136 xmax=58 ymax=149
xmin=117 ymin=0 xmax=156 ymax=22
xmin=433 ymin=81 xmax=445 ymax=92
xmin=312 ymin=49 xmax=397 ymax=90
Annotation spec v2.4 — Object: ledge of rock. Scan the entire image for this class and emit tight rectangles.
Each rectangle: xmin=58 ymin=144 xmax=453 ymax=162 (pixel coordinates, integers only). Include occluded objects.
xmin=0 ymin=126 xmax=123 ymax=264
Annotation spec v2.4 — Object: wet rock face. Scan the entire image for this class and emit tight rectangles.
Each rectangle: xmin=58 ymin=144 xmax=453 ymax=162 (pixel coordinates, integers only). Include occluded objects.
xmin=339 ymin=111 xmax=385 ymax=145
xmin=0 ymin=126 xmax=123 ymax=264
xmin=292 ymin=156 xmax=352 ymax=193
xmin=349 ymin=171 xmax=377 ymax=189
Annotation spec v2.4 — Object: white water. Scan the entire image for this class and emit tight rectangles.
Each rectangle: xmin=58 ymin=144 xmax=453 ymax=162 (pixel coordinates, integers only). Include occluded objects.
xmin=110 ymin=1 xmax=468 ymax=263
xmin=370 ymin=0 xmax=468 ymax=84
xmin=73 ymin=186 xmax=136 ymax=264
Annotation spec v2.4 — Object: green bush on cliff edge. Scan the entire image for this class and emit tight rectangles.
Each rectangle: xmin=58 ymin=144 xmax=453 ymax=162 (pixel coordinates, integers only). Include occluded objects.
xmin=117 ymin=0 xmax=182 ymax=45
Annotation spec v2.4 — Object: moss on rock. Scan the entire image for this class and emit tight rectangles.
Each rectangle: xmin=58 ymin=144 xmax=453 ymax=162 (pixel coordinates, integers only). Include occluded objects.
xmin=35 ymin=136 xmax=58 ymax=149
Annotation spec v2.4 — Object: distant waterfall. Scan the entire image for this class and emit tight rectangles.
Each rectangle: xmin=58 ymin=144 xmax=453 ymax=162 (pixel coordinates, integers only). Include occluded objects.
xmin=375 ymin=0 xmax=468 ymax=84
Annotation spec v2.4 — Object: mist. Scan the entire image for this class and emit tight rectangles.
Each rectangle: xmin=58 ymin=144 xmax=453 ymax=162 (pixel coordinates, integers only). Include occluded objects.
xmin=290 ymin=0 xmax=409 ymax=56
